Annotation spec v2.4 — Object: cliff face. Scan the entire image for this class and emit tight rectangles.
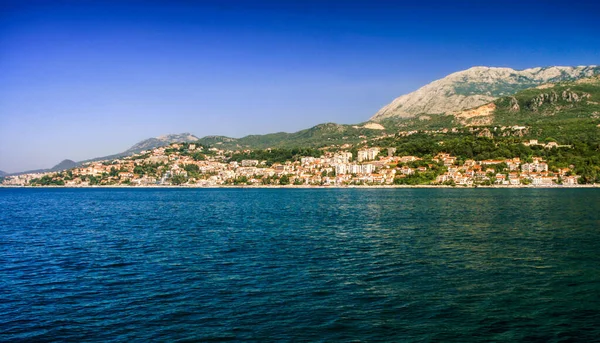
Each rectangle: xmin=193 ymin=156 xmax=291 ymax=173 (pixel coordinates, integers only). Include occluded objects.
xmin=451 ymin=76 xmax=600 ymax=127
xmin=370 ymin=66 xmax=600 ymax=121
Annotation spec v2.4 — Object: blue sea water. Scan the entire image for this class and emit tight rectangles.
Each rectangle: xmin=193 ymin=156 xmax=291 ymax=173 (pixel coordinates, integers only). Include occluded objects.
xmin=1 ymin=188 xmax=599 ymax=342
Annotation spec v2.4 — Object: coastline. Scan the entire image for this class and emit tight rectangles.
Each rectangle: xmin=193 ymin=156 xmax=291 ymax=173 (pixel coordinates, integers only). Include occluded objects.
xmin=1 ymin=184 xmax=598 ymax=189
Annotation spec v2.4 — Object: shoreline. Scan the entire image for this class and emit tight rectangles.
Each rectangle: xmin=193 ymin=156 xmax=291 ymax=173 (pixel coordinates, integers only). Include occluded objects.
xmin=1 ymin=184 xmax=598 ymax=189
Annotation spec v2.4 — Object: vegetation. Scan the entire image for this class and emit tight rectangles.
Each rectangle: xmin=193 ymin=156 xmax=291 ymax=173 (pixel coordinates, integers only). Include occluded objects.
xmin=29 ymin=175 xmax=65 ymax=186
xmin=6 ymin=77 xmax=600 ymax=187
xmin=229 ymin=148 xmax=321 ymax=166
xmin=279 ymin=174 xmax=290 ymax=185
xmin=170 ymin=174 xmax=188 ymax=185
xmin=379 ymin=133 xmax=600 ymax=183
xmin=394 ymin=171 xmax=437 ymax=185
xmin=133 ymin=162 xmax=165 ymax=177
xmin=197 ymin=123 xmax=390 ymax=150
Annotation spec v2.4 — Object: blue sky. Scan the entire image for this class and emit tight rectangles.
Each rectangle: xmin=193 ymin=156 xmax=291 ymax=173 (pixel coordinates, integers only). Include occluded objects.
xmin=1 ymin=0 xmax=599 ymax=173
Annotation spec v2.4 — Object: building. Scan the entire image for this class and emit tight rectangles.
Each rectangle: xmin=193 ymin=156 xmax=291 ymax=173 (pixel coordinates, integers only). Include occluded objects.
xmin=241 ymin=160 xmax=259 ymax=167
xmin=522 ymin=161 xmax=548 ymax=173
xmin=387 ymin=147 xmax=397 ymax=157
xmin=400 ymin=156 xmax=420 ymax=163
xmin=357 ymin=148 xmax=380 ymax=162
xmin=332 ymin=152 xmax=352 ymax=164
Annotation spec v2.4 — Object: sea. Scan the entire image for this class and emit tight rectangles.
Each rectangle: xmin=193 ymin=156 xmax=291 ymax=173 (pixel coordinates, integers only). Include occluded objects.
xmin=1 ymin=188 xmax=599 ymax=342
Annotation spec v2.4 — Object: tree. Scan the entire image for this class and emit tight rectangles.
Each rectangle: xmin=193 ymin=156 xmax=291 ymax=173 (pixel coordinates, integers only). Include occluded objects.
xmin=171 ymin=174 xmax=188 ymax=185
xmin=233 ymin=176 xmax=248 ymax=185
xmin=134 ymin=165 xmax=145 ymax=176
xmin=184 ymin=164 xmax=200 ymax=173
xmin=443 ymin=180 xmax=456 ymax=186
xmin=192 ymin=152 xmax=206 ymax=161
xmin=279 ymin=174 xmax=290 ymax=185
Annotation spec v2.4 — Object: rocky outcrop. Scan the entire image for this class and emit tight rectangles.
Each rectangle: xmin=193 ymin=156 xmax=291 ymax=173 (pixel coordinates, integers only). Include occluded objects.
xmin=353 ymin=123 xmax=385 ymax=130
xmin=371 ymin=65 xmax=599 ymax=121
xmin=527 ymin=90 xmax=590 ymax=112
xmin=501 ymin=127 xmax=530 ymax=137
xmin=509 ymin=97 xmax=520 ymax=112
xmin=454 ymin=102 xmax=496 ymax=126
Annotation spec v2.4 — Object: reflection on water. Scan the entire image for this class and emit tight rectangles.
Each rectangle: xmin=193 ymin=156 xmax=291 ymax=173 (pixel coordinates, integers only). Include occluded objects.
xmin=1 ymin=188 xmax=599 ymax=342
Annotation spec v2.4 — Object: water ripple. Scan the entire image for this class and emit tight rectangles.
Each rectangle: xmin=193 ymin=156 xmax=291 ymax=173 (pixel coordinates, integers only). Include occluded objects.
xmin=1 ymin=188 xmax=599 ymax=342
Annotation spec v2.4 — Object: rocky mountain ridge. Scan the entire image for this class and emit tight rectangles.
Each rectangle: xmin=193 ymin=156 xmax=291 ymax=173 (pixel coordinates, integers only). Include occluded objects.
xmin=371 ymin=65 xmax=600 ymax=121
xmin=124 ymin=133 xmax=200 ymax=153
xmin=453 ymin=76 xmax=600 ymax=128
xmin=6 ymin=159 xmax=79 ymax=177
xmin=6 ymin=134 xmax=200 ymax=176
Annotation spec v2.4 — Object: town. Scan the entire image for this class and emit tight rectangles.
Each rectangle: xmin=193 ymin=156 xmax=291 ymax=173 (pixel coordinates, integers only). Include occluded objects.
xmin=2 ymin=139 xmax=583 ymax=187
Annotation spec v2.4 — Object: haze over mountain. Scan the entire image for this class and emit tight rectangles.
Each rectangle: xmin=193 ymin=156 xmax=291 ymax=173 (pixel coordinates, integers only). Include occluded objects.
xmin=79 ymin=133 xmax=201 ymax=163
xmin=52 ymin=159 xmax=78 ymax=171
xmin=5 ymin=159 xmax=79 ymax=177
xmin=77 ymin=133 xmax=200 ymax=166
xmin=123 ymin=133 xmax=200 ymax=154
xmin=6 ymin=133 xmax=201 ymax=175
xmin=371 ymin=66 xmax=600 ymax=121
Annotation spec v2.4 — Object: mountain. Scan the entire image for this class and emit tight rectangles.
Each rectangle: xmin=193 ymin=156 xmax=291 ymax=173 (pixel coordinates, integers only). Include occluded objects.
xmin=196 ymin=122 xmax=389 ymax=150
xmin=200 ymin=75 xmax=600 ymax=149
xmin=0 ymin=170 xmax=6 ymax=177
xmin=6 ymin=68 xmax=600 ymax=176
xmin=454 ymin=75 xmax=600 ymax=138
xmin=7 ymin=159 xmax=79 ymax=176
xmin=124 ymin=133 xmax=200 ymax=153
xmin=51 ymin=159 xmax=78 ymax=172
xmin=212 ymin=75 xmax=600 ymax=151
xmin=76 ymin=133 xmax=202 ymax=164
xmin=371 ymin=65 xmax=600 ymax=121
xmin=8 ymin=133 xmax=201 ymax=176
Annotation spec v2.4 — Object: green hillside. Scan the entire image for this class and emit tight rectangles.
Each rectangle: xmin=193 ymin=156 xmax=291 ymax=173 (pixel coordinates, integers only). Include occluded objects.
xmin=492 ymin=77 xmax=600 ymax=142
xmin=192 ymin=77 xmax=600 ymax=152
xmin=197 ymin=123 xmax=392 ymax=150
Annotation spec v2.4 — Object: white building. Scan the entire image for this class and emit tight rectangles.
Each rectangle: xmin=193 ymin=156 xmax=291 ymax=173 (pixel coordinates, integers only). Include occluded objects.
xmin=357 ymin=148 xmax=380 ymax=162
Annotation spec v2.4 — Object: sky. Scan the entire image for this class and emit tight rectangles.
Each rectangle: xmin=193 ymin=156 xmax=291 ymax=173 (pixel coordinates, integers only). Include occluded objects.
xmin=1 ymin=0 xmax=599 ymax=173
